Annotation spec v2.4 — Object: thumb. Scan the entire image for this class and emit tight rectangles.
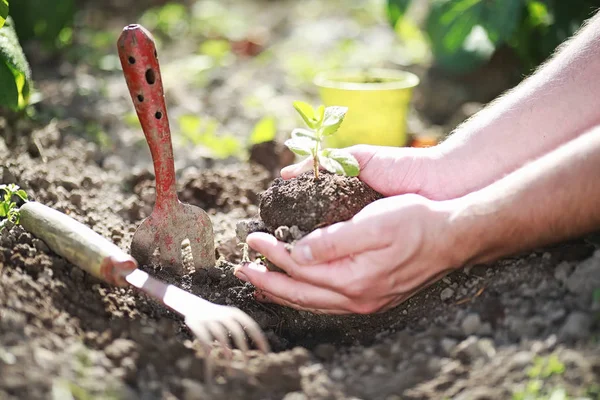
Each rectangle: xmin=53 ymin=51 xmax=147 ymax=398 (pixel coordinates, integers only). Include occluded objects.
xmin=280 ymin=157 xmax=315 ymax=180
xmin=290 ymin=217 xmax=388 ymax=265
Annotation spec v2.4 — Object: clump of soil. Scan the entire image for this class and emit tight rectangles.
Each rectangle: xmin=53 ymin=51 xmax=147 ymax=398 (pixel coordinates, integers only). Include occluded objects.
xmin=258 ymin=170 xmax=383 ymax=234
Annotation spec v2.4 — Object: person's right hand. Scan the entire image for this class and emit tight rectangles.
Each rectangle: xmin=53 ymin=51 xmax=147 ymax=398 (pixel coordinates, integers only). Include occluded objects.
xmin=280 ymin=144 xmax=451 ymax=200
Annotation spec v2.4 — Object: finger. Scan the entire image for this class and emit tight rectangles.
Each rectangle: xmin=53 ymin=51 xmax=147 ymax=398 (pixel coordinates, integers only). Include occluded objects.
xmin=247 ymin=232 xmax=390 ymax=293
xmin=291 ymin=220 xmax=389 ymax=265
xmin=246 ymin=232 xmax=350 ymax=285
xmin=234 ymin=262 xmax=352 ymax=310
xmin=256 ymin=291 xmax=350 ymax=315
xmin=280 ymin=157 xmax=314 ymax=179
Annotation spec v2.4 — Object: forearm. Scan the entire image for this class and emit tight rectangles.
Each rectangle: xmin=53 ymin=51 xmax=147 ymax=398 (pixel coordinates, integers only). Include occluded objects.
xmin=435 ymin=12 xmax=600 ymax=199
xmin=450 ymin=125 xmax=600 ymax=266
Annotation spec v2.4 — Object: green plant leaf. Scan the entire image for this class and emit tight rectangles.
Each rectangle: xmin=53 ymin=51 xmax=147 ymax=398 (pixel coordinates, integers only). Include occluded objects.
xmin=321 ymin=106 xmax=348 ymax=136
xmin=386 ymin=0 xmax=412 ymax=28
xmin=0 ymin=17 xmax=31 ymax=110
xmin=293 ymin=101 xmax=318 ymax=129
xmin=316 ymin=105 xmax=325 ymax=124
xmin=284 ymin=137 xmax=314 ymax=156
xmin=249 ymin=116 xmax=277 ymax=145
xmin=320 ymin=149 xmax=360 ymax=176
xmin=15 ymin=189 xmax=28 ymax=201
xmin=9 ymin=0 xmax=75 ymax=49
xmin=291 ymin=128 xmax=317 ymax=140
xmin=0 ymin=0 xmax=8 ymax=30
xmin=425 ymin=0 xmax=522 ymax=73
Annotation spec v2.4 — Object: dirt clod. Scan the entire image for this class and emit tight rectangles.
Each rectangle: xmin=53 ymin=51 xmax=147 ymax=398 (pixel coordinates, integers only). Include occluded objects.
xmin=259 ymin=170 xmax=383 ymax=233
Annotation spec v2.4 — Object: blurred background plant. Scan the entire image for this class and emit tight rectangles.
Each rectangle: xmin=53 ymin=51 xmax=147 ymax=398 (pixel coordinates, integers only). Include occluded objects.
xmin=386 ymin=0 xmax=599 ymax=74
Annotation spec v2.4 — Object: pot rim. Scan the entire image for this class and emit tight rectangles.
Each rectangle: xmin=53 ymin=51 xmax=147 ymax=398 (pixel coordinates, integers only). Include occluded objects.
xmin=314 ymin=68 xmax=420 ymax=91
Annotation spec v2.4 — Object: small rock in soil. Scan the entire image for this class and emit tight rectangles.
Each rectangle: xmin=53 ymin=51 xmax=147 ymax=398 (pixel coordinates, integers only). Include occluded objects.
xmin=314 ymin=343 xmax=336 ymax=362
xmin=440 ymin=288 xmax=454 ymax=302
xmin=554 ymin=261 xmax=574 ymax=284
xmin=559 ymin=311 xmax=592 ymax=341
xmin=565 ymin=252 xmax=600 ymax=302
xmin=461 ymin=313 xmax=482 ymax=336
xmin=452 ymin=336 xmax=496 ymax=364
xmin=440 ymin=338 xmax=458 ymax=355
xmin=235 ymin=219 xmax=267 ymax=242
xmin=105 ymin=339 xmax=136 ymax=361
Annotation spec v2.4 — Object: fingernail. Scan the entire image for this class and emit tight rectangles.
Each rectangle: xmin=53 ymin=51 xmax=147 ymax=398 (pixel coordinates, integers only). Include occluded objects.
xmin=292 ymin=245 xmax=313 ymax=264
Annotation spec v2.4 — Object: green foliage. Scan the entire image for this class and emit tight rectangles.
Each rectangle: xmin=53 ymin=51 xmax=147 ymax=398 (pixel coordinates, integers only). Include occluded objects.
xmin=9 ymin=0 xmax=74 ymax=49
xmin=140 ymin=3 xmax=189 ymax=40
xmin=0 ymin=0 xmax=8 ymax=30
xmin=387 ymin=0 xmax=599 ymax=74
xmin=285 ymin=101 xmax=359 ymax=179
xmin=178 ymin=114 xmax=243 ymax=159
xmin=512 ymin=354 xmax=569 ymax=400
xmin=249 ymin=116 xmax=277 ymax=145
xmin=512 ymin=382 xmax=569 ymax=400
xmin=0 ymin=183 xmax=28 ymax=231
xmin=0 ymin=17 xmax=31 ymax=111
xmin=527 ymin=354 xmax=565 ymax=379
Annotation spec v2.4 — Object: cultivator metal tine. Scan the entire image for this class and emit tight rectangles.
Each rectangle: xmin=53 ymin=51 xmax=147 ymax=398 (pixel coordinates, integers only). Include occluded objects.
xmin=233 ymin=309 xmax=270 ymax=353
xmin=220 ymin=318 xmax=250 ymax=358
xmin=207 ymin=321 xmax=233 ymax=359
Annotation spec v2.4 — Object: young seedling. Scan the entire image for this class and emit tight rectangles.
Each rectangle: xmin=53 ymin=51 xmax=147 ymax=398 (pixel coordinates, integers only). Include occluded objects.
xmin=0 ymin=184 xmax=29 ymax=231
xmin=285 ymin=101 xmax=359 ymax=180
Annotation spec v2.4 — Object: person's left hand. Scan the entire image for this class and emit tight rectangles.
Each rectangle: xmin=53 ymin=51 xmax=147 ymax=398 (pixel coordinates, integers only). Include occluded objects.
xmin=233 ymin=194 xmax=465 ymax=314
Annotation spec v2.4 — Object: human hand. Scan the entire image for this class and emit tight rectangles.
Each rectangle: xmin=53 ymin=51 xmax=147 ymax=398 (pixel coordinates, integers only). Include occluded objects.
xmin=234 ymin=194 xmax=464 ymax=314
xmin=280 ymin=144 xmax=450 ymax=199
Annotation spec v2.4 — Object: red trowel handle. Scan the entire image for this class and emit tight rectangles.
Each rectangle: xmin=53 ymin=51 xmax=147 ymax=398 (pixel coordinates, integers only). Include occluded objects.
xmin=117 ymin=24 xmax=177 ymax=207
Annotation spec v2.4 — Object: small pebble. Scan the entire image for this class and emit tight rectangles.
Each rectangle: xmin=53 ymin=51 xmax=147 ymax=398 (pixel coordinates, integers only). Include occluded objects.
xmin=330 ymin=367 xmax=345 ymax=380
xmin=440 ymin=338 xmax=457 ymax=355
xmin=440 ymin=288 xmax=455 ymax=302
xmin=559 ymin=311 xmax=591 ymax=341
xmin=461 ymin=313 xmax=482 ymax=336
xmin=69 ymin=193 xmax=82 ymax=206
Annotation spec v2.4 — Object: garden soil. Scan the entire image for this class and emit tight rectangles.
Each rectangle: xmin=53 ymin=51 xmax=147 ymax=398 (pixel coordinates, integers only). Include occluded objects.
xmin=1 ymin=119 xmax=599 ymax=400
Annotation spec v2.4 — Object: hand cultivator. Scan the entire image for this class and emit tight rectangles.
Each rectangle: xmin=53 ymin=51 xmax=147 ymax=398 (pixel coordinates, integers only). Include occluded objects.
xmin=20 ymin=202 xmax=269 ymax=358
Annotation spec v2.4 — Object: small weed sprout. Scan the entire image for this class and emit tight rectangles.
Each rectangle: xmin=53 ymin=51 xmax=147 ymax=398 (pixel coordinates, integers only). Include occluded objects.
xmin=0 ymin=184 xmax=29 ymax=231
xmin=284 ymin=101 xmax=359 ymax=180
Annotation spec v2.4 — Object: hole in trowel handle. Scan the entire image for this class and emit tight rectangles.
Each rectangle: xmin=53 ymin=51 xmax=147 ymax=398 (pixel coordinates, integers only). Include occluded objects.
xmin=145 ymin=69 xmax=156 ymax=85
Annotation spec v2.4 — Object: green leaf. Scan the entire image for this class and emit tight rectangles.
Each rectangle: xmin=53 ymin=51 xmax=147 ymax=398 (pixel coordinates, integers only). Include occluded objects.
xmin=425 ymin=0 xmax=522 ymax=73
xmin=0 ymin=17 xmax=31 ymax=110
xmin=316 ymin=105 xmax=325 ymax=124
xmin=320 ymin=106 xmax=348 ymax=136
xmin=249 ymin=116 xmax=277 ymax=145
xmin=9 ymin=0 xmax=75 ymax=48
xmin=386 ymin=0 xmax=412 ymax=28
xmin=293 ymin=101 xmax=318 ymax=129
xmin=284 ymin=137 xmax=315 ymax=156
xmin=0 ymin=0 xmax=8 ymax=30
xmin=15 ymin=189 xmax=28 ymax=201
xmin=320 ymin=149 xmax=360 ymax=176
xmin=291 ymin=128 xmax=317 ymax=140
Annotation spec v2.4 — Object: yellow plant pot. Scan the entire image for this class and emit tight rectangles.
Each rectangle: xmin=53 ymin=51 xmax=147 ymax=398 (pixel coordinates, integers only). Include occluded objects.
xmin=314 ymin=69 xmax=419 ymax=148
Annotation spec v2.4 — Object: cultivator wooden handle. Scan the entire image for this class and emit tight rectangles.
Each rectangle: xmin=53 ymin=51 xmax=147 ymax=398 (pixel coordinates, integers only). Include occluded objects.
xmin=20 ymin=202 xmax=137 ymax=286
